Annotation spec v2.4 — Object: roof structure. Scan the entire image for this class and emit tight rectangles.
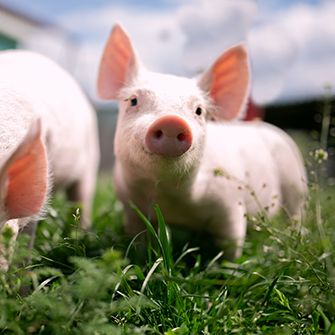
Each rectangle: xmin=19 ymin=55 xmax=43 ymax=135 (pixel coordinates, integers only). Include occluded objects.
xmin=0 ymin=3 xmax=73 ymax=48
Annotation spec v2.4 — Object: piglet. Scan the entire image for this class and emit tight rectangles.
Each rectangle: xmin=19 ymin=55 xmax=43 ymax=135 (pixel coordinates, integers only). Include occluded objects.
xmin=0 ymin=51 xmax=99 ymax=269
xmin=97 ymin=25 xmax=307 ymax=259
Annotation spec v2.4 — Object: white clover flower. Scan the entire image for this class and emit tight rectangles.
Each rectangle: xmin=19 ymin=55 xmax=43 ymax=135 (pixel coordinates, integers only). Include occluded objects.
xmin=313 ymin=148 xmax=328 ymax=164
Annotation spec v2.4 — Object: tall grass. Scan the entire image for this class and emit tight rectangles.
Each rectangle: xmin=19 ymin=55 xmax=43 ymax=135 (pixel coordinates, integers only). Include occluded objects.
xmin=0 ymin=168 xmax=334 ymax=334
xmin=1 ymin=96 xmax=335 ymax=333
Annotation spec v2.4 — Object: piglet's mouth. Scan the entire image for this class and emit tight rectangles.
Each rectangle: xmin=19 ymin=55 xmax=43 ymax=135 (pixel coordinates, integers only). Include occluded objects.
xmin=143 ymin=144 xmax=194 ymax=158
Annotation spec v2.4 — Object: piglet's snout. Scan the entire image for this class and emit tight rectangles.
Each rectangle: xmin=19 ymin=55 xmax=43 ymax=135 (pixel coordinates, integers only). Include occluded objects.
xmin=145 ymin=115 xmax=193 ymax=157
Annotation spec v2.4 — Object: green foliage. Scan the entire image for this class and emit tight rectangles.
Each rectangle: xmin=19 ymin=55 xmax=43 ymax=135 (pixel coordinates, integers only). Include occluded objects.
xmin=1 ymin=166 xmax=335 ymax=334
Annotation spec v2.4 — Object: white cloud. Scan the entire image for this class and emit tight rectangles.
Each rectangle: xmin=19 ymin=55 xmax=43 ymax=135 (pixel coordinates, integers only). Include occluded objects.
xmin=58 ymin=5 xmax=186 ymax=99
xmin=178 ymin=0 xmax=257 ymax=73
xmin=271 ymin=1 xmax=335 ymax=103
xmin=177 ymin=0 xmax=335 ymax=104
xmin=41 ymin=0 xmax=335 ymax=105
xmin=248 ymin=24 xmax=298 ymax=104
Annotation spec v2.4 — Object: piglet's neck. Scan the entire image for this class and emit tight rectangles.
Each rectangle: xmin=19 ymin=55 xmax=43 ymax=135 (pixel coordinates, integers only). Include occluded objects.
xmin=121 ymin=158 xmax=199 ymax=195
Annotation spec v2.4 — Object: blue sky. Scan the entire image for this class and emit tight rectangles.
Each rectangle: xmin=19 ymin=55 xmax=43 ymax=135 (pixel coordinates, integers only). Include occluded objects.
xmin=0 ymin=0 xmax=334 ymax=104
xmin=4 ymin=0 xmax=323 ymax=18
xmin=3 ymin=0 xmax=175 ymax=18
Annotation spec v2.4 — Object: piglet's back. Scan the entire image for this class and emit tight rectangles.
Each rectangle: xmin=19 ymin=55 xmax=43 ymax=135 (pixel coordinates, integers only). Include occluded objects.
xmin=0 ymin=50 xmax=95 ymax=140
xmin=0 ymin=86 xmax=35 ymax=156
xmin=0 ymin=50 xmax=99 ymax=187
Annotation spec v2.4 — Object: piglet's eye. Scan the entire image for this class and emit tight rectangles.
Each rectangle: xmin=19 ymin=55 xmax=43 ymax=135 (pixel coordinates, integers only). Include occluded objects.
xmin=130 ymin=97 xmax=138 ymax=106
xmin=195 ymin=107 xmax=202 ymax=116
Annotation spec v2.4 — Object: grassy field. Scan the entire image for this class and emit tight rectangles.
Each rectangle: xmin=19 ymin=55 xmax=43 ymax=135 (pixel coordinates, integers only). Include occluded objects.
xmin=1 ymin=153 xmax=335 ymax=334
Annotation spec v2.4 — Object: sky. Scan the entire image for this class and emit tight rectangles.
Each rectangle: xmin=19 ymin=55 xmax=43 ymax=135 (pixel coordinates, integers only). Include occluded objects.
xmin=1 ymin=0 xmax=334 ymax=105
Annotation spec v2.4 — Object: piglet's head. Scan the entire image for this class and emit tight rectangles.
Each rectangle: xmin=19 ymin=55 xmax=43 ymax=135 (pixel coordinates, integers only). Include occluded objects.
xmin=97 ymin=24 xmax=250 ymax=177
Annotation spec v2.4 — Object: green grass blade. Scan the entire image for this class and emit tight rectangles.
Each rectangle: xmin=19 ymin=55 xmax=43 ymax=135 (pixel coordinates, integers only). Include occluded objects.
xmin=141 ymin=257 xmax=163 ymax=294
xmin=262 ymin=275 xmax=280 ymax=306
xmin=130 ymin=203 xmax=159 ymax=242
xmin=175 ymin=247 xmax=200 ymax=266
xmin=154 ymin=205 xmax=173 ymax=274
xmin=131 ymin=203 xmax=173 ymax=274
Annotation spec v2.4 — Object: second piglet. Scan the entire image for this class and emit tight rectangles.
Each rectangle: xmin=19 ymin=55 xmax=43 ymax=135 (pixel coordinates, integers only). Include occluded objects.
xmin=97 ymin=25 xmax=307 ymax=259
xmin=0 ymin=51 xmax=99 ymax=269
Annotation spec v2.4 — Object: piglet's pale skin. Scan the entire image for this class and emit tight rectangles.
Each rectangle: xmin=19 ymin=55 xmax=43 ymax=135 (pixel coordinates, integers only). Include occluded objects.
xmin=0 ymin=51 xmax=99 ymax=269
xmin=98 ymin=24 xmax=307 ymax=259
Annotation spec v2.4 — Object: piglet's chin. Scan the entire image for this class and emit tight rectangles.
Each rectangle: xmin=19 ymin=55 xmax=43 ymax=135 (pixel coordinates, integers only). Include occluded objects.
xmin=136 ymin=144 xmax=198 ymax=181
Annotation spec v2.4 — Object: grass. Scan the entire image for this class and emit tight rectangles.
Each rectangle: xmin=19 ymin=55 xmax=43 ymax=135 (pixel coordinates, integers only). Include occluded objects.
xmin=1 ymin=157 xmax=335 ymax=333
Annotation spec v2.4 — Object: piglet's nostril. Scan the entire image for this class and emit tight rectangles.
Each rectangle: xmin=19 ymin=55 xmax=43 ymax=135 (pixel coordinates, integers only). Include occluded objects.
xmin=154 ymin=130 xmax=163 ymax=139
xmin=177 ymin=133 xmax=186 ymax=142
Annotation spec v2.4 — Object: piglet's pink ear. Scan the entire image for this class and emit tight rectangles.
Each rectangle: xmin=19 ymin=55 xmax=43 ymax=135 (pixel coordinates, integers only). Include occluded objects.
xmin=97 ymin=24 xmax=139 ymax=100
xmin=0 ymin=119 xmax=48 ymax=220
xmin=198 ymin=44 xmax=250 ymax=121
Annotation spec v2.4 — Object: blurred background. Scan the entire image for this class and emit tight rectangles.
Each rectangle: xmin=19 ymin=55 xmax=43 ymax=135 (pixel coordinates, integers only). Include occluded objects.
xmin=0 ymin=0 xmax=334 ymax=174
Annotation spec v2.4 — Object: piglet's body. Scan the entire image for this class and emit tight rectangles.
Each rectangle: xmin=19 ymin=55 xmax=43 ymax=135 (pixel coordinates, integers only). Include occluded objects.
xmin=0 ymin=51 xmax=99 ymax=269
xmin=98 ymin=25 xmax=307 ymax=258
